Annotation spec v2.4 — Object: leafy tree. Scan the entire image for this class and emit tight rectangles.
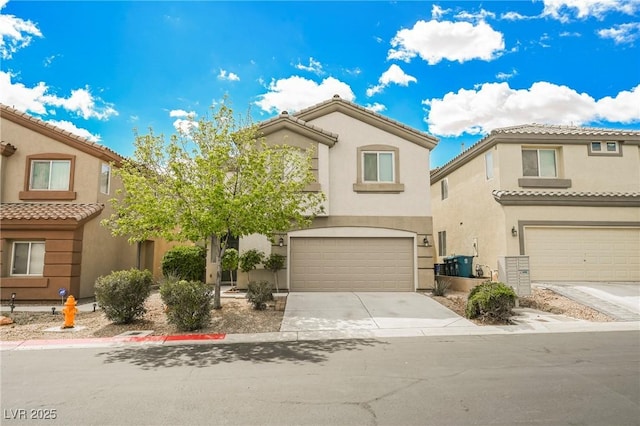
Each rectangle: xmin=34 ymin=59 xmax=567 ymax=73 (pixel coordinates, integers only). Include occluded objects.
xmin=102 ymin=100 xmax=324 ymax=308
xmin=221 ymin=248 xmax=239 ymax=288
xmin=239 ymin=249 xmax=265 ymax=283
xmin=264 ymin=253 xmax=286 ymax=293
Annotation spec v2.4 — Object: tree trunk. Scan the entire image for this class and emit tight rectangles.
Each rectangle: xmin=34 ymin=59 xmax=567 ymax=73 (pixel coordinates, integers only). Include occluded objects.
xmin=213 ymin=240 xmax=224 ymax=310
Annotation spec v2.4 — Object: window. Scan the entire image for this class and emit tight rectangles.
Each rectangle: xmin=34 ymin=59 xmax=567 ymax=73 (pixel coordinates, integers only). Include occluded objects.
xmin=11 ymin=242 xmax=45 ymax=276
xmin=522 ymin=149 xmax=556 ymax=177
xmin=606 ymin=142 xmax=618 ymax=152
xmin=100 ymin=163 xmax=111 ymax=194
xmin=589 ymin=140 xmax=622 ymax=156
xmin=591 ymin=142 xmax=602 ymax=152
xmin=363 ymin=152 xmax=394 ymax=182
xmin=353 ymin=145 xmax=404 ymax=193
xmin=485 ymin=151 xmax=494 ymax=180
xmin=438 ymin=231 xmax=446 ymax=257
xmin=21 ymin=154 xmax=76 ymax=200
xmin=441 ymin=178 xmax=448 ymax=200
xmin=30 ymin=160 xmax=70 ymax=190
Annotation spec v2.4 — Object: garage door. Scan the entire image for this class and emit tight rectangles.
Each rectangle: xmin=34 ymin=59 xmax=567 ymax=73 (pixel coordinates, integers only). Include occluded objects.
xmin=525 ymin=227 xmax=640 ymax=281
xmin=289 ymin=237 xmax=414 ymax=291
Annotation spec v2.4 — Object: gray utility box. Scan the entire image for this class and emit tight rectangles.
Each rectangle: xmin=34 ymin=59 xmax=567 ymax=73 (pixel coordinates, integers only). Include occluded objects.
xmin=497 ymin=256 xmax=531 ymax=297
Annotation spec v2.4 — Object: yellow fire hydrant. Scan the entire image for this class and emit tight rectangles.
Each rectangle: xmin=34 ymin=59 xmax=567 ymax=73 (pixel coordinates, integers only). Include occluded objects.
xmin=62 ymin=295 xmax=78 ymax=329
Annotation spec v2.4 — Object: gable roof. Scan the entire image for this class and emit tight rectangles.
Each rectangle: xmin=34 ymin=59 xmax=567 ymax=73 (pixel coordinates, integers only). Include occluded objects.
xmin=0 ymin=203 xmax=104 ymax=228
xmin=258 ymin=111 xmax=339 ymax=147
xmin=0 ymin=104 xmax=124 ymax=165
xmin=431 ymin=123 xmax=640 ymax=182
xmin=293 ymin=95 xmax=438 ymax=150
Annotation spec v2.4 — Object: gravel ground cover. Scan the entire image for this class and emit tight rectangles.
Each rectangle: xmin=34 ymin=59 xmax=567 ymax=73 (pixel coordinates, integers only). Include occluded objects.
xmin=0 ymin=287 xmax=613 ymax=341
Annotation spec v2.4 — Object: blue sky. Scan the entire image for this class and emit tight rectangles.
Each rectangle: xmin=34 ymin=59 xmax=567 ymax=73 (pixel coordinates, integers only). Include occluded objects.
xmin=1 ymin=0 xmax=639 ymax=167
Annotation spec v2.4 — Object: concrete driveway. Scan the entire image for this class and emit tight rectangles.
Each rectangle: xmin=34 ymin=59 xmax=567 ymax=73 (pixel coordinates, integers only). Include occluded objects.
xmin=280 ymin=292 xmax=474 ymax=332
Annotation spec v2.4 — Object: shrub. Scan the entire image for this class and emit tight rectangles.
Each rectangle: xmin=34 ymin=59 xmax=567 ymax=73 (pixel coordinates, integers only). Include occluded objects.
xmin=221 ymin=248 xmax=239 ymax=287
xmin=239 ymin=249 xmax=264 ymax=281
xmin=432 ymin=278 xmax=451 ymax=297
xmin=95 ymin=269 xmax=153 ymax=324
xmin=246 ymin=281 xmax=273 ymax=310
xmin=161 ymin=245 xmax=206 ymax=282
xmin=160 ymin=278 xmax=213 ymax=331
xmin=263 ymin=253 xmax=286 ymax=292
xmin=465 ymin=281 xmax=517 ymax=322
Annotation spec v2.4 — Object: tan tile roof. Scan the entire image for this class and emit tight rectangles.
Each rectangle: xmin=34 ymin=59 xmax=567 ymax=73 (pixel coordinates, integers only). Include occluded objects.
xmin=493 ymin=190 xmax=639 ymax=198
xmin=492 ymin=123 xmax=640 ymax=137
xmin=259 ymin=111 xmax=339 ymax=147
xmin=0 ymin=104 xmax=124 ymax=163
xmin=0 ymin=203 xmax=104 ymax=221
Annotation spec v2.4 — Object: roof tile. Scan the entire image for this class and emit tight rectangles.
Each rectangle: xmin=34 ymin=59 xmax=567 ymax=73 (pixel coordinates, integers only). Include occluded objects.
xmin=0 ymin=203 xmax=104 ymax=221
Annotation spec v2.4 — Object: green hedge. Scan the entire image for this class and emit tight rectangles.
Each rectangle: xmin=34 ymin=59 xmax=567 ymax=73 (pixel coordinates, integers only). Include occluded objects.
xmin=161 ymin=245 xmax=206 ymax=282
xmin=465 ymin=281 xmax=517 ymax=322
xmin=160 ymin=279 xmax=213 ymax=331
xmin=95 ymin=269 xmax=153 ymax=324
xmin=246 ymin=281 xmax=273 ymax=310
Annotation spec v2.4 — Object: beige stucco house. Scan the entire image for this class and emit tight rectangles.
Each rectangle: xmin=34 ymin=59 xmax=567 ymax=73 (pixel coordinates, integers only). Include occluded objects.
xmin=430 ymin=124 xmax=640 ymax=283
xmin=0 ymin=104 xmax=175 ymax=301
xmin=207 ymin=95 xmax=439 ymax=291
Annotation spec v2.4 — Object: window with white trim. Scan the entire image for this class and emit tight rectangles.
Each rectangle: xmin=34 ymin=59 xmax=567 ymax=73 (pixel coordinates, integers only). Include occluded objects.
xmin=100 ymin=163 xmax=111 ymax=194
xmin=11 ymin=242 xmax=45 ymax=276
xmin=363 ymin=151 xmax=394 ymax=183
xmin=441 ymin=178 xmax=448 ymax=200
xmin=522 ymin=148 xmax=557 ymax=177
xmin=30 ymin=160 xmax=71 ymax=190
xmin=589 ymin=141 xmax=620 ymax=155
xmin=485 ymin=151 xmax=494 ymax=180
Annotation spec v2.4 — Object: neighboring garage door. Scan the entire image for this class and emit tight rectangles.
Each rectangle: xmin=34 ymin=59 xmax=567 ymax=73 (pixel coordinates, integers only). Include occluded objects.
xmin=289 ymin=237 xmax=414 ymax=291
xmin=525 ymin=227 xmax=640 ymax=281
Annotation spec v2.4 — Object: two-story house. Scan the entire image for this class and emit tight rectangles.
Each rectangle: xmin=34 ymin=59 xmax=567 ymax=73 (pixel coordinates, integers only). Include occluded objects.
xmin=207 ymin=95 xmax=439 ymax=291
xmin=0 ymin=104 xmax=174 ymax=301
xmin=430 ymin=124 xmax=640 ymax=283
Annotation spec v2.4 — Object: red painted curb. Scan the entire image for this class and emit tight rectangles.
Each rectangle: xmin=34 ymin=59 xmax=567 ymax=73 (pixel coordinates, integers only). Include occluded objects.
xmin=164 ymin=333 xmax=226 ymax=341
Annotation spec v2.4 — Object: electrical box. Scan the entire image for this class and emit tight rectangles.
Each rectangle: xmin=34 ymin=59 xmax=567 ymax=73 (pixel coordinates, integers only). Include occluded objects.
xmin=497 ymin=256 xmax=531 ymax=297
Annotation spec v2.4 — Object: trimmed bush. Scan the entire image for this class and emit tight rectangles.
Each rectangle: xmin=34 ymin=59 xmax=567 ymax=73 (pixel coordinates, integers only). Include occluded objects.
xmin=246 ymin=281 xmax=273 ymax=310
xmin=221 ymin=248 xmax=239 ymax=287
xmin=95 ymin=269 xmax=153 ymax=324
xmin=432 ymin=278 xmax=451 ymax=297
xmin=239 ymin=249 xmax=265 ymax=282
xmin=263 ymin=253 xmax=285 ymax=292
xmin=161 ymin=245 xmax=206 ymax=282
xmin=160 ymin=278 xmax=213 ymax=331
xmin=466 ymin=281 xmax=517 ymax=322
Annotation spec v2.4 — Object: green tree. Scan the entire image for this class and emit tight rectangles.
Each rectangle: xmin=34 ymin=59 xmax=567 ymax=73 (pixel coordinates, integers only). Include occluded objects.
xmin=264 ymin=253 xmax=286 ymax=293
xmin=221 ymin=248 xmax=239 ymax=288
xmin=101 ymin=100 xmax=324 ymax=309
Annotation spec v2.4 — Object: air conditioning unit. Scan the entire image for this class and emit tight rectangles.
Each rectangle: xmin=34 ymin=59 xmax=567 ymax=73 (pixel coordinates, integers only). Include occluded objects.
xmin=497 ymin=256 xmax=531 ymax=297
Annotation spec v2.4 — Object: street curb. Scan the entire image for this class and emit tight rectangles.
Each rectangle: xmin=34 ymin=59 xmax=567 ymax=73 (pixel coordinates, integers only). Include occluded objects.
xmin=2 ymin=322 xmax=638 ymax=351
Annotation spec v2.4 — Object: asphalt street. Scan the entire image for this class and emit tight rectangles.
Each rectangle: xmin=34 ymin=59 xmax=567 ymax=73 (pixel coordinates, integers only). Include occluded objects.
xmin=1 ymin=331 xmax=639 ymax=426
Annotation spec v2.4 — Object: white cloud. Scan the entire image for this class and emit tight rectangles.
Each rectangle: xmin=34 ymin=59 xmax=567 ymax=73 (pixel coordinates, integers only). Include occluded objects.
xmin=295 ymin=57 xmax=324 ymax=75
xmin=542 ymin=0 xmax=639 ymax=22
xmin=598 ymin=22 xmax=640 ymax=44
xmin=43 ymin=53 xmax=61 ymax=67
xmin=496 ymin=69 xmax=518 ymax=80
xmin=218 ymin=69 xmax=240 ymax=81
xmin=169 ymin=109 xmax=194 ymax=118
xmin=255 ymin=76 xmax=355 ymax=113
xmin=366 ymin=64 xmax=417 ymax=97
xmin=387 ymin=20 xmax=505 ymax=65
xmin=364 ymin=103 xmax=386 ymax=113
xmin=431 ymin=5 xmax=450 ymax=20
xmin=46 ymin=119 xmax=100 ymax=142
xmin=423 ymin=82 xmax=640 ymax=136
xmin=454 ymin=9 xmax=496 ymax=22
xmin=500 ymin=11 xmax=535 ymax=21
xmin=0 ymin=71 xmax=118 ymax=120
xmin=168 ymin=109 xmax=197 ymax=133
xmin=0 ymin=0 xmax=42 ymax=59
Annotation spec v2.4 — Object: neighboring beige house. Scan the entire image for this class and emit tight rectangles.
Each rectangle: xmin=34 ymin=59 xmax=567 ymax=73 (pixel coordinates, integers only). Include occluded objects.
xmin=430 ymin=123 xmax=640 ymax=282
xmin=0 ymin=104 xmax=175 ymax=301
xmin=207 ymin=95 xmax=439 ymax=291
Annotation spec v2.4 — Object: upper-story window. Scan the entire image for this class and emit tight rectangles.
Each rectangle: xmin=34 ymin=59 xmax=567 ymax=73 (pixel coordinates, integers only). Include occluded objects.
xmin=441 ymin=178 xmax=448 ymax=200
xmin=11 ymin=241 xmax=45 ymax=276
xmin=20 ymin=154 xmax=76 ymax=201
xmin=522 ymin=148 xmax=556 ymax=177
xmin=363 ymin=152 xmax=394 ymax=182
xmin=485 ymin=151 xmax=494 ymax=180
xmin=30 ymin=160 xmax=71 ymax=190
xmin=589 ymin=141 xmax=621 ymax=156
xmin=100 ymin=163 xmax=111 ymax=194
xmin=353 ymin=145 xmax=404 ymax=193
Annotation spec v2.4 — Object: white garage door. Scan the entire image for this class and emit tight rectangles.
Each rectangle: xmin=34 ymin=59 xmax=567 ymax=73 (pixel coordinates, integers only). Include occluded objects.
xmin=525 ymin=227 xmax=640 ymax=281
xmin=289 ymin=237 xmax=414 ymax=291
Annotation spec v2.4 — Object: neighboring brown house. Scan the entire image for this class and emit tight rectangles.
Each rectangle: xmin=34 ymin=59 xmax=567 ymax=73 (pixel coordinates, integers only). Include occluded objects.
xmin=0 ymin=104 xmax=174 ymax=301
xmin=430 ymin=123 xmax=640 ymax=282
